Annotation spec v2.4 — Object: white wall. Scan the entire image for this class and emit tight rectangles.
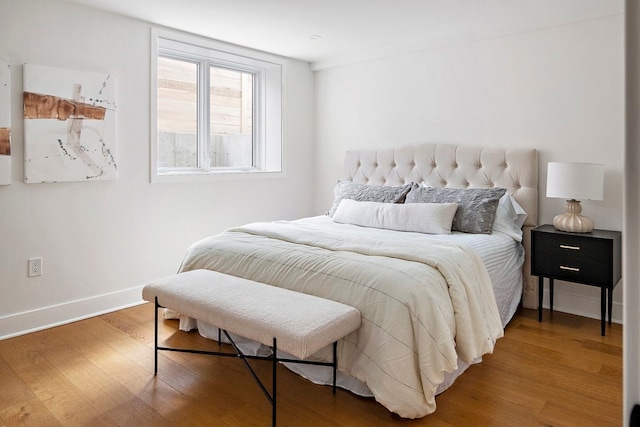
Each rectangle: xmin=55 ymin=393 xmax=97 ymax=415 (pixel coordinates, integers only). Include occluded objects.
xmin=0 ymin=0 xmax=315 ymax=338
xmin=314 ymin=14 xmax=624 ymax=321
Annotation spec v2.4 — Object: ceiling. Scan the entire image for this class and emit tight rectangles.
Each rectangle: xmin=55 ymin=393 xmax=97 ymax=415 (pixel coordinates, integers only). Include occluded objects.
xmin=63 ymin=0 xmax=622 ymax=70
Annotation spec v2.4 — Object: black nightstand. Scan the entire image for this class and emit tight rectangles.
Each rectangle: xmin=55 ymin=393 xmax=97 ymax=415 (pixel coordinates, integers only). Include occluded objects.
xmin=531 ymin=224 xmax=622 ymax=336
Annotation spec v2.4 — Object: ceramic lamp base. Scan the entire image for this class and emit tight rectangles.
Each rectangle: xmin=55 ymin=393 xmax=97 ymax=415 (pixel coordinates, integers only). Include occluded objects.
xmin=553 ymin=199 xmax=594 ymax=233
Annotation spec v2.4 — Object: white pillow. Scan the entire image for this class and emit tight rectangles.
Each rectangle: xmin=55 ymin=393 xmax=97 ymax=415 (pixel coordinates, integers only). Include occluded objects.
xmin=492 ymin=194 xmax=528 ymax=242
xmin=332 ymin=199 xmax=458 ymax=235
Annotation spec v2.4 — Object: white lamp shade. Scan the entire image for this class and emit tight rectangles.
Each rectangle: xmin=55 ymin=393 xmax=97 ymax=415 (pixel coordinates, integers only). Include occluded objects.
xmin=546 ymin=162 xmax=604 ymax=201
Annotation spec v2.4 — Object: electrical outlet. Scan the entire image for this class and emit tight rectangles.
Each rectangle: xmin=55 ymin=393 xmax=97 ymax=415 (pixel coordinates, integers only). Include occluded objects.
xmin=28 ymin=257 xmax=43 ymax=277
xmin=524 ymin=275 xmax=536 ymax=295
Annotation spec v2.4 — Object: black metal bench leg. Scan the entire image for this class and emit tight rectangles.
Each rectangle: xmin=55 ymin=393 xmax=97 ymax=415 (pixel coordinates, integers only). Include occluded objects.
xmin=332 ymin=341 xmax=337 ymax=394
xmin=154 ymin=297 xmax=159 ymax=375
xmin=272 ymin=337 xmax=277 ymax=427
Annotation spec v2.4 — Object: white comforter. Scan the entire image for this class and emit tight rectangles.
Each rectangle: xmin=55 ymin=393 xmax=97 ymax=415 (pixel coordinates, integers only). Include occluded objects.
xmin=178 ymin=219 xmax=504 ymax=418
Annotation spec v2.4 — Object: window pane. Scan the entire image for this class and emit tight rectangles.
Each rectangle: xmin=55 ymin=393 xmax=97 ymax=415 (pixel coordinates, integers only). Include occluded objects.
xmin=157 ymin=57 xmax=198 ymax=168
xmin=209 ymin=66 xmax=253 ymax=168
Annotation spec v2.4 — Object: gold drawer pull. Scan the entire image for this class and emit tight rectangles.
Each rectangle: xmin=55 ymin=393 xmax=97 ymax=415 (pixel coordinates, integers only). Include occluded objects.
xmin=559 ymin=244 xmax=580 ymax=250
xmin=560 ymin=266 xmax=580 ymax=272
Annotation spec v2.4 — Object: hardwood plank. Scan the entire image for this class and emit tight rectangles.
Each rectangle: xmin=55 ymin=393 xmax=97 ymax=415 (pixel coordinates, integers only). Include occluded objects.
xmin=0 ymin=332 xmax=107 ymax=425
xmin=0 ymin=354 xmax=36 ymax=412
xmin=12 ymin=355 xmax=117 ymax=426
xmin=583 ymin=339 xmax=623 ymax=356
xmin=0 ymin=398 xmax=61 ymax=427
xmin=600 ymin=362 xmax=623 ymax=378
xmin=27 ymin=323 xmax=165 ymax=426
xmin=2 ymin=327 xmax=137 ymax=426
xmin=541 ymin=400 xmax=620 ymax=427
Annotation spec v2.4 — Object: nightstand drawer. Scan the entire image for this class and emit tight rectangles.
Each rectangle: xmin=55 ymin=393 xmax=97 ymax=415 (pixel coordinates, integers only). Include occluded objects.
xmin=533 ymin=256 xmax=609 ymax=285
xmin=532 ymin=229 xmax=615 ymax=286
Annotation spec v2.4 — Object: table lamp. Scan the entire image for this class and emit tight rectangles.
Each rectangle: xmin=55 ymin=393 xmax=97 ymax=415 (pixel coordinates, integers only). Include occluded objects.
xmin=546 ymin=162 xmax=604 ymax=233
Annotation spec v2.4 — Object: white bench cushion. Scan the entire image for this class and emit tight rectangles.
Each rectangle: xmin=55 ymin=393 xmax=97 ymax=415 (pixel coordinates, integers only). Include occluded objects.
xmin=142 ymin=269 xmax=361 ymax=360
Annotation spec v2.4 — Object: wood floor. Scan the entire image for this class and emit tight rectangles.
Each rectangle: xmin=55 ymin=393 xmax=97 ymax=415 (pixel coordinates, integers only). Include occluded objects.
xmin=0 ymin=304 xmax=621 ymax=426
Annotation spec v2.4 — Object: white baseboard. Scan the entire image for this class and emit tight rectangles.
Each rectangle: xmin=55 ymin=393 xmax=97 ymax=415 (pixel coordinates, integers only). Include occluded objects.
xmin=540 ymin=287 xmax=623 ymax=324
xmin=0 ymin=286 xmax=146 ymax=340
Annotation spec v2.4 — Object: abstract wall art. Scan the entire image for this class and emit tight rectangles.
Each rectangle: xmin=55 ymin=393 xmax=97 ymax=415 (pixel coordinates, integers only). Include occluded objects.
xmin=23 ymin=64 xmax=117 ymax=183
xmin=0 ymin=60 xmax=10 ymax=185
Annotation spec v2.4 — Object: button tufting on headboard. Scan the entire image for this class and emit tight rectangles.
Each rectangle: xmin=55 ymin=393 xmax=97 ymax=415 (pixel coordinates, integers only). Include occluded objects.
xmin=342 ymin=142 xmax=538 ymax=226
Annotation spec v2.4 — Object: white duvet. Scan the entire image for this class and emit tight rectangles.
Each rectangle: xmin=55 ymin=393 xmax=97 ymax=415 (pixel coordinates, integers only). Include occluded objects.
xmin=178 ymin=218 xmax=504 ymax=418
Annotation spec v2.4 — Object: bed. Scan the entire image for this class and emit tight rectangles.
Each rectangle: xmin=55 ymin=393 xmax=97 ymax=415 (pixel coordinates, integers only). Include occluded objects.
xmin=174 ymin=143 xmax=538 ymax=419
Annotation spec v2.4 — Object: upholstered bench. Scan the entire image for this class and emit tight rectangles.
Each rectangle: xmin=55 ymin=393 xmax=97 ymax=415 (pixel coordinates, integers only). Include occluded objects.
xmin=142 ymin=269 xmax=361 ymax=426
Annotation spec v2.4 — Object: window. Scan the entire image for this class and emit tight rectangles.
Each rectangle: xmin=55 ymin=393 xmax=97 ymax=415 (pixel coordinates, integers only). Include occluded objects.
xmin=151 ymin=29 xmax=283 ymax=182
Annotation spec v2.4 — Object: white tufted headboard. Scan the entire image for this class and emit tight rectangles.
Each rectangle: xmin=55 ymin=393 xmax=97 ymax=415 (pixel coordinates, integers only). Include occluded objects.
xmin=342 ymin=143 xmax=538 ymax=226
xmin=342 ymin=143 xmax=539 ymax=305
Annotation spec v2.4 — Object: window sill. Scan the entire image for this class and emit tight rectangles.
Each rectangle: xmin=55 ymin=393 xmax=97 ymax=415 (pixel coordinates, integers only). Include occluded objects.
xmin=151 ymin=169 xmax=285 ymax=183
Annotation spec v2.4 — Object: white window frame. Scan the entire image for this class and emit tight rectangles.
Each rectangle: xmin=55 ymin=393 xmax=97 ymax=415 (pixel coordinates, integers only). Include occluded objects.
xmin=150 ymin=28 xmax=284 ymax=183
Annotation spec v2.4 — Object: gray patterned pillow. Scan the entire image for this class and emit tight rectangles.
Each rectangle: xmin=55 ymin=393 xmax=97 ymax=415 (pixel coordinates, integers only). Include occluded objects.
xmin=327 ymin=181 xmax=412 ymax=217
xmin=405 ymin=186 xmax=506 ymax=234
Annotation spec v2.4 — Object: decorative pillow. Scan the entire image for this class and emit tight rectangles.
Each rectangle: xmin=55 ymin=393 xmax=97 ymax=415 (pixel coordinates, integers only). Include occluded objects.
xmin=327 ymin=181 xmax=412 ymax=217
xmin=492 ymin=194 xmax=528 ymax=242
xmin=405 ymin=186 xmax=507 ymax=234
xmin=332 ymin=199 xmax=458 ymax=234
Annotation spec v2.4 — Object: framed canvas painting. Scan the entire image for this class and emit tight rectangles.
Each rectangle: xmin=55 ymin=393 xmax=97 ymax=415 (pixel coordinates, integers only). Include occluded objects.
xmin=23 ymin=64 xmax=117 ymax=183
xmin=0 ymin=60 xmax=10 ymax=185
